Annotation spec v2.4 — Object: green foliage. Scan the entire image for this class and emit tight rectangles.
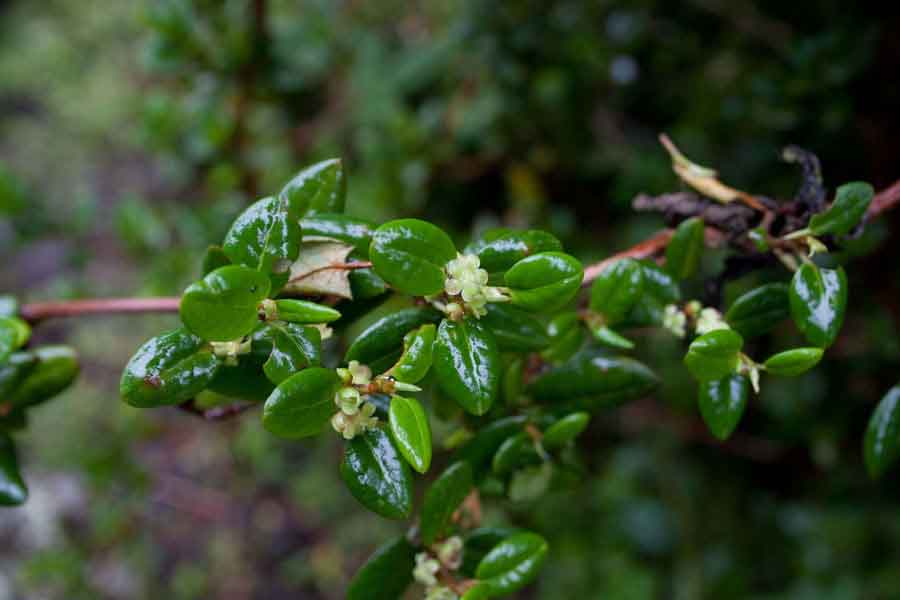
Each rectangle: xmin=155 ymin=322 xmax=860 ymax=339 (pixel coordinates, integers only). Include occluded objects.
xmin=864 ymin=385 xmax=900 ymax=479
xmin=388 ymin=395 xmax=432 ymax=474
xmin=684 ymin=330 xmax=744 ymax=382
xmin=421 ymin=461 xmax=474 ymax=545
xmin=340 ymin=429 xmax=413 ymax=520
xmin=725 ymin=283 xmax=791 ymax=338
xmin=433 ymin=318 xmax=500 ymax=416
xmin=369 ymin=219 xmax=457 ymax=296
xmin=503 ymin=252 xmax=583 ymax=312
xmin=809 ymin=182 xmax=874 ymax=237
xmin=789 ymin=264 xmax=848 ymax=348
xmin=697 ymin=375 xmax=750 ymax=440
xmin=665 ymin=217 xmax=705 ymax=280
xmin=180 ymin=265 xmax=271 ymax=341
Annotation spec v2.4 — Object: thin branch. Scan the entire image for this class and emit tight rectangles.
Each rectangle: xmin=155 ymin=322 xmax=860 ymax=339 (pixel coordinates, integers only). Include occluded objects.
xmin=867 ymin=178 xmax=900 ymax=220
xmin=20 ymin=297 xmax=181 ymax=324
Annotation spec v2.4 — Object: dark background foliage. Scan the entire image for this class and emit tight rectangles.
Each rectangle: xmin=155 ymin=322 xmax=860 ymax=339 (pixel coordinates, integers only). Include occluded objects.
xmin=1 ymin=1 xmax=899 ymax=598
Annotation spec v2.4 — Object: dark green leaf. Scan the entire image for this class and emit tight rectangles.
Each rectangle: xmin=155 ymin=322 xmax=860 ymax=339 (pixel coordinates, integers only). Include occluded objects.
xmin=345 ymin=307 xmax=442 ymax=366
xmin=201 ymin=244 xmax=231 ymax=275
xmin=504 ymin=252 xmax=583 ymax=312
xmin=590 ymin=325 xmax=634 ymax=350
xmin=340 ymin=429 xmax=413 ymax=519
xmin=263 ymin=323 xmax=321 ymax=384
xmin=301 ymin=213 xmax=374 ymax=255
xmin=388 ymin=395 xmax=432 ymax=473
xmin=809 ymin=181 xmax=874 ymax=237
xmin=542 ymin=412 xmax=590 ymax=450
xmin=0 ymin=352 xmax=37 ymax=400
xmin=262 ymin=367 xmax=340 ymax=438
xmin=665 ymin=217 xmax=705 ymax=279
xmin=206 ymin=328 xmax=273 ymax=401
xmin=279 ymin=158 xmax=346 ymax=215
xmin=480 ymin=303 xmax=549 ymax=352
xmin=540 ymin=311 xmax=585 ymax=363
xmin=0 ymin=433 xmax=27 ymax=506
xmin=0 ymin=316 xmax=29 ymax=365
xmin=698 ymin=374 xmax=749 ymax=440
xmin=433 ymin=318 xmax=499 ymax=415
xmin=273 ymin=299 xmax=341 ymax=324
xmin=589 ymin=258 xmax=642 ymax=324
xmin=763 ymin=347 xmax=824 ymax=376
xmin=725 ymin=283 xmax=790 ymax=338
xmin=180 ymin=265 xmax=271 ymax=342
xmin=865 ymin=385 xmax=900 ymax=478
xmin=789 ymin=264 xmax=847 ymax=348
xmin=421 ymin=461 xmax=473 ymax=544
xmin=684 ymin=329 xmax=744 ymax=381
xmin=467 ymin=229 xmax=563 ymax=276
xmin=501 ymin=358 xmax=524 ymax=407
xmin=620 ymin=261 xmax=681 ymax=327
xmin=121 ymin=329 xmax=219 ymax=408
xmin=8 ymin=346 xmax=79 ymax=409
xmin=369 ymin=219 xmax=457 ymax=296
xmin=385 ymin=324 xmax=436 ymax=384
xmin=491 ymin=432 xmax=539 ymax=476
xmin=349 ymin=266 xmax=389 ymax=300
xmin=346 ymin=536 xmax=415 ymax=600
xmin=473 ymin=532 xmax=549 ymax=597
xmin=461 ymin=527 xmax=522 ymax=577
xmin=457 ymin=416 xmax=527 ymax=479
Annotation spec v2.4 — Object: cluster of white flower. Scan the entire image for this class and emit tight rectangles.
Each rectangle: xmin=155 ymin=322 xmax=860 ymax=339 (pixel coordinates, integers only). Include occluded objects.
xmin=663 ymin=304 xmax=687 ymax=338
xmin=695 ymin=307 xmax=728 ymax=335
xmin=330 ymin=361 xmax=378 ymax=440
xmin=443 ymin=254 xmax=508 ymax=318
xmin=209 ymin=338 xmax=252 ymax=366
xmin=413 ymin=537 xmax=463 ymax=599
xmin=663 ymin=301 xmax=730 ymax=338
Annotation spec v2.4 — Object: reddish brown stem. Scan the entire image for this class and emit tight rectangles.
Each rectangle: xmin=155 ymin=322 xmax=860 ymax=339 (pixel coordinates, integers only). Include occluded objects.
xmin=20 ymin=297 xmax=181 ymax=324
xmin=868 ymin=178 xmax=900 ymax=219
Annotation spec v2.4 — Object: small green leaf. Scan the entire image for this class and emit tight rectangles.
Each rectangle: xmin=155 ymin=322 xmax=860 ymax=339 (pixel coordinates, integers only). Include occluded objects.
xmin=809 ymin=181 xmax=874 ymax=237
xmin=457 ymin=416 xmax=527 ymax=479
xmin=279 ymin=158 xmax=346 ymax=215
xmin=262 ymin=367 xmax=340 ymax=438
xmin=0 ymin=316 xmax=29 ymax=365
xmin=480 ymin=303 xmax=549 ymax=352
xmin=384 ymin=324 xmax=436 ymax=384
xmin=420 ymin=461 xmax=473 ymax=545
xmin=473 ymin=532 xmax=549 ymax=597
xmin=542 ymin=412 xmax=590 ymax=450
xmin=763 ymin=347 xmax=824 ymax=376
xmin=273 ymin=299 xmax=341 ymax=324
xmin=121 ymin=331 xmax=217 ymax=408
xmin=462 ymin=527 xmax=523 ymax=577
xmin=301 ymin=213 xmax=374 ymax=255
xmin=369 ymin=219 xmax=457 ymax=296
xmin=263 ymin=323 xmax=321 ymax=384
xmin=201 ymin=244 xmax=231 ymax=275
xmin=684 ymin=329 xmax=744 ymax=381
xmin=8 ymin=346 xmax=79 ymax=409
xmin=180 ymin=265 xmax=271 ymax=342
xmin=345 ymin=307 xmax=442 ymax=366
xmin=346 ymin=536 xmax=416 ymax=600
xmin=865 ymin=385 xmax=900 ymax=478
xmin=349 ymin=266 xmax=389 ymax=300
xmin=589 ymin=258 xmax=642 ymax=324
xmin=725 ymin=283 xmax=790 ymax=338
xmin=590 ymin=325 xmax=634 ymax=350
xmin=789 ymin=263 xmax=848 ymax=348
xmin=467 ymin=229 xmax=562 ymax=276
xmin=0 ymin=352 xmax=37 ymax=400
xmin=491 ymin=432 xmax=539 ymax=476
xmin=501 ymin=358 xmax=524 ymax=407
xmin=540 ymin=311 xmax=585 ymax=363
xmin=698 ymin=374 xmax=750 ymax=440
xmin=433 ymin=317 xmax=500 ymax=415
xmin=0 ymin=433 xmax=27 ymax=506
xmin=665 ymin=217 xmax=705 ymax=279
xmin=508 ymin=462 xmax=554 ymax=502
xmin=388 ymin=395 xmax=432 ymax=473
xmin=504 ymin=252 xmax=583 ymax=312
xmin=340 ymin=429 xmax=413 ymax=519
xmin=620 ymin=261 xmax=682 ymax=327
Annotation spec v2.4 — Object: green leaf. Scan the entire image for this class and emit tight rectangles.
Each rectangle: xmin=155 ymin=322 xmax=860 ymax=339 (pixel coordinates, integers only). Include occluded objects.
xmin=279 ymin=158 xmax=346 ymax=215
xmin=789 ymin=264 xmax=848 ymax=348
xmin=345 ymin=307 xmax=442 ymax=366
xmin=461 ymin=527 xmax=523 ymax=577
xmin=420 ymin=461 xmax=473 ymax=545
xmin=590 ymin=325 xmax=634 ymax=350
xmin=864 ymin=385 xmax=900 ymax=478
xmin=180 ymin=265 xmax=271 ymax=342
xmin=262 ymin=367 xmax=340 ymax=438
xmin=466 ymin=229 xmax=562 ymax=276
xmin=725 ymin=283 xmax=790 ymax=338
xmin=542 ymin=412 xmax=590 ymax=450
xmin=346 ymin=536 xmax=416 ymax=600
xmin=0 ymin=352 xmax=37 ymax=400
xmin=349 ymin=266 xmax=389 ymax=300
xmin=388 ymin=395 xmax=432 ymax=473
xmin=540 ymin=311 xmax=585 ymax=363
xmin=809 ymin=181 xmax=874 ymax=237
xmin=263 ymin=323 xmax=321 ymax=384
xmin=433 ymin=317 xmax=500 ymax=415
xmin=301 ymin=213 xmax=374 ymax=255
xmin=472 ymin=532 xmax=549 ymax=597
xmin=589 ymin=258 xmax=642 ymax=324
xmin=698 ymin=374 xmax=750 ymax=440
xmin=0 ymin=433 xmax=27 ymax=506
xmin=763 ymin=347 xmax=824 ymax=376
xmin=457 ymin=416 xmax=527 ymax=479
xmin=369 ymin=219 xmax=457 ymax=296
xmin=504 ymin=252 xmax=583 ymax=312
xmin=121 ymin=329 xmax=219 ymax=408
xmin=666 ymin=217 xmax=705 ymax=279
xmin=223 ymin=195 xmax=301 ymax=292
xmin=528 ymin=349 xmax=658 ymax=408
xmin=501 ymin=358 xmax=524 ymax=407
xmin=384 ymin=324 xmax=436 ymax=384
xmin=340 ymin=429 xmax=413 ymax=519
xmin=201 ymin=244 xmax=231 ymax=275
xmin=684 ymin=329 xmax=744 ymax=382
xmin=620 ymin=261 xmax=682 ymax=327
xmin=273 ymin=299 xmax=341 ymax=324
xmin=508 ymin=462 xmax=554 ymax=502
xmin=206 ymin=328 xmax=273 ymax=402
xmin=491 ymin=432 xmax=539 ymax=476
xmin=480 ymin=303 xmax=549 ymax=352
xmin=0 ymin=316 xmax=29 ymax=365
xmin=7 ymin=346 xmax=79 ymax=409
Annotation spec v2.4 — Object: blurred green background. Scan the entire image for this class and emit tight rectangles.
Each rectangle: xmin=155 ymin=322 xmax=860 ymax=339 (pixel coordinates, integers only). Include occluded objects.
xmin=2 ymin=1 xmax=900 ymax=598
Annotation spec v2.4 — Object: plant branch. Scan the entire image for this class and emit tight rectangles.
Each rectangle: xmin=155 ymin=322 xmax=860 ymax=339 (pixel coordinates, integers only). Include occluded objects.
xmin=20 ymin=297 xmax=181 ymax=324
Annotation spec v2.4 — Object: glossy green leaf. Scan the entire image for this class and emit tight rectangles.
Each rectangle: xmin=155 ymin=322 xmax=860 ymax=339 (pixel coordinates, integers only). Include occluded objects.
xmin=121 ymin=329 xmax=219 ymax=408
xmin=201 ymin=244 xmax=231 ymax=275
xmin=528 ymin=349 xmax=658 ymax=408
xmin=385 ymin=324 xmax=435 ymax=384
xmin=421 ymin=461 xmax=473 ymax=545
xmin=349 ymin=266 xmax=389 ymax=300
xmin=590 ymin=325 xmax=634 ymax=350
xmin=540 ymin=311 xmax=585 ymax=363
xmin=223 ymin=195 xmax=301 ymax=291
xmin=725 ymin=283 xmax=790 ymax=338
xmin=789 ymin=264 xmax=848 ymax=348
xmin=461 ymin=527 xmax=523 ymax=577
xmin=0 ymin=433 xmax=27 ymax=506
xmin=491 ymin=432 xmax=539 ymax=476
xmin=665 ymin=217 xmax=705 ymax=279
xmin=340 ymin=428 xmax=413 ymax=520
xmin=0 ymin=316 xmax=29 ymax=365
xmin=206 ymin=328 xmax=273 ymax=401
xmin=279 ymin=158 xmax=346 ymax=215
xmin=684 ymin=329 xmax=744 ymax=382
xmin=0 ymin=352 xmax=37 ymax=400
xmin=480 ymin=303 xmax=549 ymax=352
xmin=262 ymin=367 xmax=340 ymax=438
xmin=180 ymin=265 xmax=271 ymax=342
xmin=301 ymin=213 xmax=374 ymax=255
xmin=346 ymin=536 xmax=415 ymax=600
xmin=763 ymin=347 xmax=824 ymax=376
xmin=589 ymin=258 xmax=642 ymax=324
xmin=864 ymin=385 xmax=900 ymax=478
xmin=501 ymin=358 xmax=524 ymax=407
xmin=433 ymin=317 xmax=500 ymax=416
xmin=809 ymin=181 xmax=874 ymax=237
xmin=457 ymin=416 xmax=527 ymax=479
xmin=345 ymin=307 xmax=442 ymax=366
xmin=620 ymin=261 xmax=682 ymax=327
xmin=467 ymin=229 xmax=563 ymax=276
xmin=8 ymin=346 xmax=79 ymax=409
xmin=472 ymin=532 xmax=549 ymax=597
xmin=388 ymin=395 xmax=432 ymax=473
xmin=698 ymin=374 xmax=750 ymax=440
xmin=263 ymin=323 xmax=321 ymax=384
xmin=273 ymin=299 xmax=341 ymax=324
xmin=504 ymin=252 xmax=583 ymax=312
xmin=369 ymin=219 xmax=457 ymax=296
xmin=542 ymin=412 xmax=590 ymax=450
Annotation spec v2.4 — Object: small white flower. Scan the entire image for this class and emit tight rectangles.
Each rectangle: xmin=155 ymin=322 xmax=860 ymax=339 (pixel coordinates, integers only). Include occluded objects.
xmin=443 ymin=253 xmax=509 ymax=318
xmin=695 ymin=307 xmax=728 ymax=335
xmin=347 ymin=360 xmax=372 ymax=385
xmin=437 ymin=536 xmax=463 ymax=570
xmin=413 ymin=553 xmax=441 ymax=587
xmin=663 ymin=304 xmax=687 ymax=338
